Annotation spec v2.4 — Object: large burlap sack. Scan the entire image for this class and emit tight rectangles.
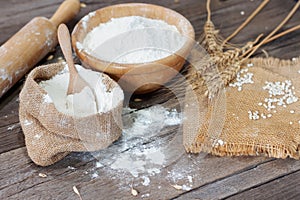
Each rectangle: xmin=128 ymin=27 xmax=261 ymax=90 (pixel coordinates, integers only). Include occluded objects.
xmin=184 ymin=57 xmax=300 ymax=159
xmin=19 ymin=63 xmax=123 ymax=166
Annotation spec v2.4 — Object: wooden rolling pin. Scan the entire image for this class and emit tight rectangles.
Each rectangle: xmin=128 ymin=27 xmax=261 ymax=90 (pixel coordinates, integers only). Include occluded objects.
xmin=0 ymin=0 xmax=80 ymax=98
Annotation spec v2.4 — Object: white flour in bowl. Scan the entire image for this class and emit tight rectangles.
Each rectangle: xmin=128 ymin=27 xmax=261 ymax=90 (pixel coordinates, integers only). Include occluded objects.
xmin=80 ymin=16 xmax=186 ymax=64
xmin=39 ymin=64 xmax=123 ymax=117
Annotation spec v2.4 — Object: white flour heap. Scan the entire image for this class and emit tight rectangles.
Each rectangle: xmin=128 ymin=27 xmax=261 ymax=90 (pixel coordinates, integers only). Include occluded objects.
xmin=39 ymin=64 xmax=123 ymax=117
xmin=80 ymin=16 xmax=186 ymax=64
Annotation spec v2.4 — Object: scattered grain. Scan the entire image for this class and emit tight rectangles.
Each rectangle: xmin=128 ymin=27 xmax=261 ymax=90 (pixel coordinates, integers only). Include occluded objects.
xmin=73 ymin=186 xmax=83 ymax=200
xmin=134 ymin=98 xmax=142 ymax=102
xmin=248 ymin=110 xmax=260 ymax=120
xmin=131 ymin=188 xmax=139 ymax=196
xmin=38 ymin=173 xmax=47 ymax=178
xmin=290 ymin=110 xmax=295 ymax=114
xmin=240 ymin=11 xmax=245 ymax=15
xmin=46 ymin=55 xmax=54 ymax=61
xmin=80 ymin=2 xmax=87 ymax=8
xmin=262 ymin=80 xmax=298 ymax=111
xmin=141 ymin=193 xmax=150 ymax=198
xmin=68 ymin=166 xmax=76 ymax=170
xmin=247 ymin=63 xmax=254 ymax=67
xmin=217 ymin=139 xmax=224 ymax=146
xmin=171 ymin=184 xmax=183 ymax=190
xmin=229 ymin=68 xmax=254 ymax=91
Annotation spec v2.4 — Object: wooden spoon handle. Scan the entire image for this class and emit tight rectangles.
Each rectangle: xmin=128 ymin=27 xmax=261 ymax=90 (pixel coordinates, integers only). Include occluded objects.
xmin=58 ymin=25 xmax=99 ymax=111
xmin=58 ymin=24 xmax=77 ymax=76
xmin=58 ymin=23 xmax=90 ymax=95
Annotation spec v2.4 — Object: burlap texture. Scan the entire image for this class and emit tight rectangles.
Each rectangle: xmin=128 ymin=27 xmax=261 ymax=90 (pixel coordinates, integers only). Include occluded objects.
xmin=19 ymin=63 xmax=123 ymax=166
xmin=184 ymin=57 xmax=300 ymax=159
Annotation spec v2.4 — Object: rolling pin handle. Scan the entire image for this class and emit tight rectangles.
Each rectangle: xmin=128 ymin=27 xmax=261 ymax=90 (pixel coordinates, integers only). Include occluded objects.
xmin=50 ymin=0 xmax=81 ymax=27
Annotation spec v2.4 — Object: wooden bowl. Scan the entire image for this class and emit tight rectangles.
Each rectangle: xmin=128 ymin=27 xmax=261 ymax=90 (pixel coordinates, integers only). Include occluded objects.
xmin=72 ymin=3 xmax=195 ymax=94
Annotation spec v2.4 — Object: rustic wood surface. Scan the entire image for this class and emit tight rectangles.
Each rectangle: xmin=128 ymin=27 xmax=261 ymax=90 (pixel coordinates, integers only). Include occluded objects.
xmin=1 ymin=0 xmax=300 ymax=199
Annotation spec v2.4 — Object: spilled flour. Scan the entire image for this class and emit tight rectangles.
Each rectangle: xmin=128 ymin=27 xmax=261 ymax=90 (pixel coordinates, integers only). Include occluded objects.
xmin=39 ymin=65 xmax=123 ymax=117
xmin=93 ymin=105 xmax=184 ymax=177
xmin=80 ymin=16 xmax=186 ymax=64
xmin=66 ymin=105 xmax=200 ymax=197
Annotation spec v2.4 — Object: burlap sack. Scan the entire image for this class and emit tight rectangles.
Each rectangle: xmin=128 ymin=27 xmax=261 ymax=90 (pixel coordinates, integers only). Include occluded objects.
xmin=19 ymin=63 xmax=123 ymax=166
xmin=184 ymin=57 xmax=300 ymax=159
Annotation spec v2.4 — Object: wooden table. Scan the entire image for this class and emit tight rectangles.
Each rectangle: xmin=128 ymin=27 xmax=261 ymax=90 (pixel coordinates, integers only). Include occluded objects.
xmin=1 ymin=0 xmax=300 ymax=199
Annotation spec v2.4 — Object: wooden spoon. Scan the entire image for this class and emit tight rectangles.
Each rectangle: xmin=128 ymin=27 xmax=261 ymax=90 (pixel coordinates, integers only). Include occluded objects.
xmin=58 ymin=23 xmax=88 ymax=95
xmin=58 ymin=24 xmax=99 ymax=111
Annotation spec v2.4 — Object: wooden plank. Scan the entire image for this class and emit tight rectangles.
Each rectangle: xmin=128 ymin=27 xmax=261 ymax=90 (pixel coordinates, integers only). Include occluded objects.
xmin=0 ymin=147 xmax=94 ymax=199
xmin=4 ymin=0 xmax=298 ymax=51
xmin=75 ymin=157 xmax=269 ymax=200
xmin=0 ymin=0 xmax=63 ymax=45
xmin=0 ymin=124 xmax=24 ymax=154
xmin=0 ymin=0 xmax=203 ymax=45
xmin=0 ymin=147 xmax=269 ymax=200
xmin=173 ymin=158 xmax=300 ymax=200
xmin=0 ymin=86 xmax=24 ymax=154
xmin=210 ymin=0 xmax=300 ymax=59
xmin=227 ymin=168 xmax=300 ymax=200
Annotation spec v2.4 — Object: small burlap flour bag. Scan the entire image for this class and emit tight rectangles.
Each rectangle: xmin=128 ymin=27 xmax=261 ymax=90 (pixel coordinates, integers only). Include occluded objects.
xmin=183 ymin=57 xmax=300 ymax=159
xmin=19 ymin=63 xmax=123 ymax=166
